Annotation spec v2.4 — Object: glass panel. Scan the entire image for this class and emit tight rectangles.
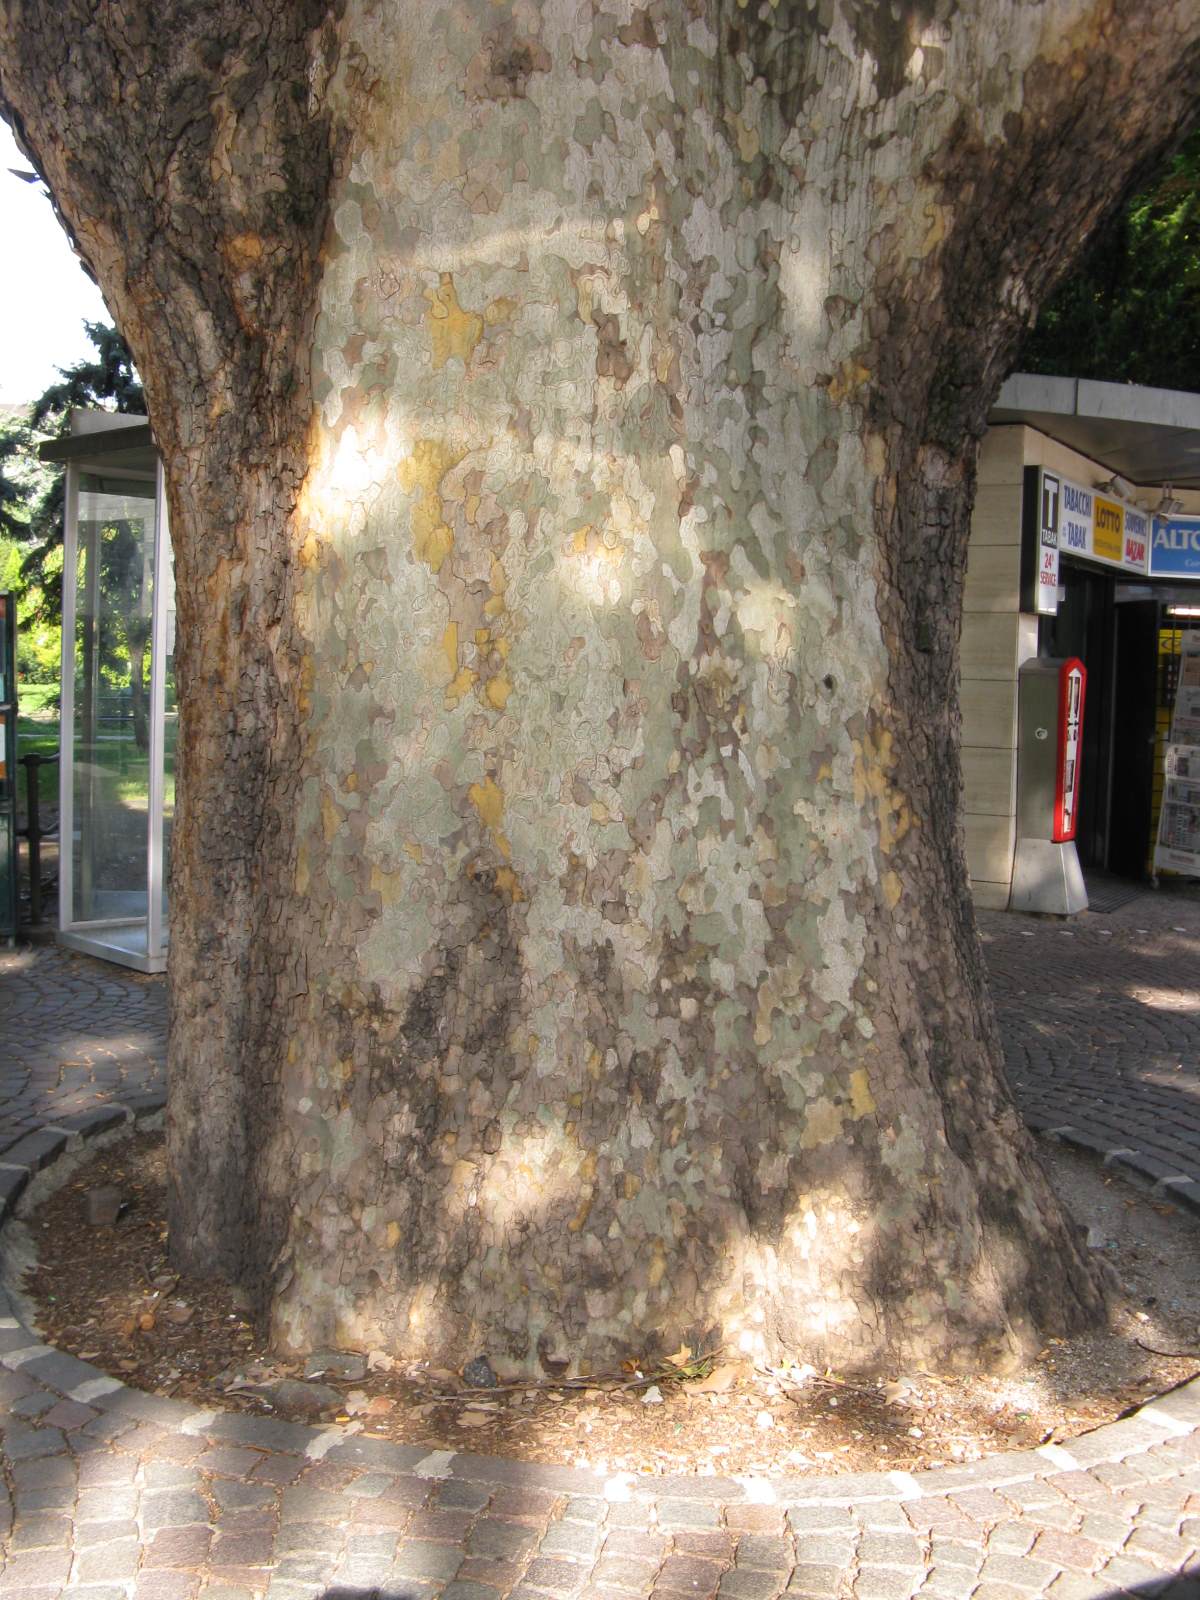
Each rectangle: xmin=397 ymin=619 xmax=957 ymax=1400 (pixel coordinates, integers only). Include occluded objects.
xmin=71 ymin=472 xmax=156 ymax=925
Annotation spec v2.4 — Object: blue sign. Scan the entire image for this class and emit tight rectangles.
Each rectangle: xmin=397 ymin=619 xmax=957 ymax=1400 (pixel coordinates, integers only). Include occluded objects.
xmin=1151 ymin=518 xmax=1200 ymax=579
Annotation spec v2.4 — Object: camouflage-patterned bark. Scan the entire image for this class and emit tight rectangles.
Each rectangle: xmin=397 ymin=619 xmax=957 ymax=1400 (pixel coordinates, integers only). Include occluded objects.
xmin=3 ymin=0 xmax=1197 ymax=1374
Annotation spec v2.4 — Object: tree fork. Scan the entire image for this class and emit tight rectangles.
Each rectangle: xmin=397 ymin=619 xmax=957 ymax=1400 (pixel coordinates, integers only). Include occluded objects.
xmin=2 ymin=0 xmax=1197 ymax=1375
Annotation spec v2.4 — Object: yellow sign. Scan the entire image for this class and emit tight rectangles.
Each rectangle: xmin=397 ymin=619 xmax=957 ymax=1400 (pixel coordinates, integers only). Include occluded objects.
xmin=1094 ymin=497 xmax=1124 ymax=563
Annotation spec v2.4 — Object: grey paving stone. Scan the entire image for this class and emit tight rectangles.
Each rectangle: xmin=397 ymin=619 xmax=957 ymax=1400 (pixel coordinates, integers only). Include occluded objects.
xmin=140 ymin=1488 xmax=210 ymax=1530
xmin=22 ymin=1349 xmax=116 ymax=1398
xmin=718 ymin=1569 xmax=786 ymax=1599
xmin=9 ymin=1512 xmax=72 ymax=1548
xmin=562 ymin=1494 xmax=608 ymax=1524
xmin=468 ymin=1516 xmax=541 ymax=1559
xmin=1 ymin=1128 xmax=67 ymax=1171
xmin=73 ymin=1537 xmax=141 ymax=1580
xmin=784 ymin=1564 xmax=853 ymax=1597
xmin=785 ymin=1505 xmax=855 ymax=1533
xmin=433 ymin=1478 xmax=492 ymax=1513
xmin=390 ymin=1538 xmax=465 ymax=1581
xmin=858 ymin=1532 xmax=924 ymax=1570
xmin=977 ymin=1552 xmax=1061 ymax=1590
xmin=790 ymin=1533 xmax=856 ymax=1568
xmin=913 ymin=1568 xmax=980 ymax=1600
xmin=1 ymin=1425 xmax=66 ymax=1462
xmin=854 ymin=1568 xmax=924 ymax=1600
xmin=539 ymin=1519 xmax=603 ymax=1559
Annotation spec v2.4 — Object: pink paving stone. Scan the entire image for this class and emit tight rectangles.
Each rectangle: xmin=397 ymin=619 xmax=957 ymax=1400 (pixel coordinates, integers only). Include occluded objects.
xmin=210 ymin=1531 xmax=274 ymax=1567
xmin=346 ymin=1496 xmax=411 ymax=1529
xmin=670 ymin=1528 xmax=737 ymax=1560
xmin=133 ymin=1572 xmax=201 ymax=1600
xmin=146 ymin=1434 xmax=205 ymax=1464
xmin=143 ymin=1524 xmax=214 ymax=1568
xmin=656 ymin=1553 xmax=725 ymax=1594
xmin=1045 ymin=1471 xmax=1110 ymax=1501
xmin=997 ymin=1478 xmax=1073 ymax=1513
xmin=1030 ymin=1529 xmax=1107 ymax=1572
xmin=949 ymin=1488 xmax=1011 ymax=1522
xmin=405 ymin=1506 xmax=474 ymax=1541
xmin=607 ymin=1502 xmax=656 ymax=1529
xmin=300 ymin=1461 xmax=359 ymax=1492
xmin=906 ymin=1499 xmax=984 ymax=1541
xmin=486 ymin=1485 xmax=562 ymax=1522
xmin=724 ymin=1505 xmax=788 ymax=1535
xmin=40 ymin=1400 xmax=98 ymax=1432
xmin=457 ymin=1555 xmax=526 ymax=1588
xmin=206 ymin=1564 xmax=274 ymax=1589
xmin=607 ymin=1529 xmax=671 ymax=1561
xmin=1124 ymin=1524 xmax=1198 ymax=1569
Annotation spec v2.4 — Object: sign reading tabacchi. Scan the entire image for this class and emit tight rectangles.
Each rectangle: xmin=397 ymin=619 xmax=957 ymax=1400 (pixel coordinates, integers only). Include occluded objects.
xmin=1034 ymin=468 xmax=1149 ymax=579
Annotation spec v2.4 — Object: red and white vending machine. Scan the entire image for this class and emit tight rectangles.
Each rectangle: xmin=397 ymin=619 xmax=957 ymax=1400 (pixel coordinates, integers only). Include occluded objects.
xmin=1011 ymin=657 xmax=1088 ymax=914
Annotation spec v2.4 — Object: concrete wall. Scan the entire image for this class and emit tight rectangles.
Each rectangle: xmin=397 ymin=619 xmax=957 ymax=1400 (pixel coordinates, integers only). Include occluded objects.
xmin=962 ymin=427 xmax=1031 ymax=909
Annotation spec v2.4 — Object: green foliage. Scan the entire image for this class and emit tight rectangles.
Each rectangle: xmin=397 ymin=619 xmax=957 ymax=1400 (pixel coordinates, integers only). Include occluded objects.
xmin=0 ymin=417 xmax=31 ymax=542
xmin=0 ymin=324 xmax=145 ymax=716
xmin=29 ymin=321 xmax=146 ymax=430
xmin=1017 ymin=130 xmax=1200 ymax=391
xmin=15 ymin=322 xmax=145 ymax=631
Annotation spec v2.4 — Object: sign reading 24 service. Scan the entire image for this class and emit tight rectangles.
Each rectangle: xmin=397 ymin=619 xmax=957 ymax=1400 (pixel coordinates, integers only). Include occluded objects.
xmin=1151 ymin=518 xmax=1200 ymax=579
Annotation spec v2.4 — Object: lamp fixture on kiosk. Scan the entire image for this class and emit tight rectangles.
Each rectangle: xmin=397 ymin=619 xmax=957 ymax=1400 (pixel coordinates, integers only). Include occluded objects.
xmin=1095 ymin=472 xmax=1134 ymax=500
xmin=1155 ymin=485 xmax=1184 ymax=516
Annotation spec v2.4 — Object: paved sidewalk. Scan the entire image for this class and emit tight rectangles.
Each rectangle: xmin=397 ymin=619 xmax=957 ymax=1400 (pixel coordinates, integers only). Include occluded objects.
xmin=980 ymin=882 xmax=1200 ymax=1216
xmin=1 ymin=891 xmax=1200 ymax=1599
xmin=0 ymin=944 xmax=165 ymax=1158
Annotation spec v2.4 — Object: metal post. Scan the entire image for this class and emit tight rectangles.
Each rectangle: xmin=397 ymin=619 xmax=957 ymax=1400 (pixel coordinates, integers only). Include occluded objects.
xmin=19 ymin=753 xmax=59 ymax=927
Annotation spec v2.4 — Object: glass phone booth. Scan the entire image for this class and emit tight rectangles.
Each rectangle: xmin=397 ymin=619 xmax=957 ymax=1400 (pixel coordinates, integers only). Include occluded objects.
xmin=44 ymin=415 xmax=175 ymax=973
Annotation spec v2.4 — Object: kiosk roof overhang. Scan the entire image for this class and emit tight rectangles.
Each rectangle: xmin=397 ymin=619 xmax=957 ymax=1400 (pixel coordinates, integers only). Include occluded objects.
xmin=39 ymin=422 xmax=155 ymax=472
xmin=990 ymin=374 xmax=1200 ymax=490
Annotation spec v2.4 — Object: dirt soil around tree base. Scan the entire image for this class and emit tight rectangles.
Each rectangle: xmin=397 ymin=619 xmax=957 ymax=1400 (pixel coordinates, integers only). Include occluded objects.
xmin=16 ymin=1133 xmax=1200 ymax=1479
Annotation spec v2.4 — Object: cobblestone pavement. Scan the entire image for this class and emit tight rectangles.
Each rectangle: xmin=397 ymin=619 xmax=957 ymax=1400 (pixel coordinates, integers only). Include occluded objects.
xmin=2 ymin=891 xmax=1200 ymax=1598
xmin=979 ymin=880 xmax=1200 ymax=1220
xmin=0 ymin=945 xmax=165 ymax=1159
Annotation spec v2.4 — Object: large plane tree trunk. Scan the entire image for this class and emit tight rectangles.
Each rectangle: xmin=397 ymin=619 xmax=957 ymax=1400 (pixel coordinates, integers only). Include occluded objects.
xmin=3 ymin=0 xmax=1197 ymax=1377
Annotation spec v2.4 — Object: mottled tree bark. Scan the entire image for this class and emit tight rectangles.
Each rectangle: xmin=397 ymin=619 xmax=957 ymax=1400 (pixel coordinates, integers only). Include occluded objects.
xmin=3 ymin=0 xmax=1197 ymax=1376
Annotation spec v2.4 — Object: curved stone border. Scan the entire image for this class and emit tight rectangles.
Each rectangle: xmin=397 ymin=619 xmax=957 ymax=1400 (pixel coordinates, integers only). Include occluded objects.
xmin=1030 ymin=1113 xmax=1200 ymax=1219
xmin=2 ymin=1102 xmax=1199 ymax=1516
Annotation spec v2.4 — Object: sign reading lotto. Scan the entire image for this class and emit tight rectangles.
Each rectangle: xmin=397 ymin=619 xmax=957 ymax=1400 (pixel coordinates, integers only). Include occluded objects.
xmin=1037 ymin=470 xmax=1149 ymax=579
xmin=1150 ymin=517 xmax=1200 ymax=579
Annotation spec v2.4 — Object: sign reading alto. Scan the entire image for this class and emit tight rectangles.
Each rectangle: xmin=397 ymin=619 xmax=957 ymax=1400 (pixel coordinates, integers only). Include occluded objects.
xmin=1150 ymin=517 xmax=1200 ymax=579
